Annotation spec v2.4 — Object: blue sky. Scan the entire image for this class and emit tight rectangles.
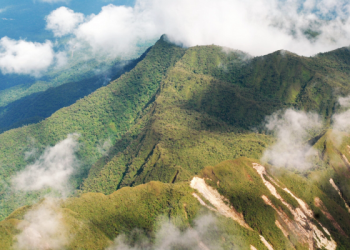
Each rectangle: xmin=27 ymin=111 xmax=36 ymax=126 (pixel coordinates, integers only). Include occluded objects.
xmin=0 ymin=0 xmax=134 ymax=41
xmin=1 ymin=0 xmax=350 ymax=78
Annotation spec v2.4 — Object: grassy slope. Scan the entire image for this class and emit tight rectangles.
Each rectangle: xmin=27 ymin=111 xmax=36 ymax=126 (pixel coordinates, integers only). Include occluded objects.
xmin=200 ymin=158 xmax=304 ymax=250
xmin=1 ymin=39 xmax=350 ymax=241
xmin=81 ymin=45 xmax=350 ymax=195
xmin=78 ymin=45 xmax=350 ymax=248
xmin=0 ymin=36 xmax=186 ymax=220
xmin=204 ymin=157 xmax=350 ymax=249
xmin=81 ymin=45 xmax=274 ymax=194
xmin=0 ymin=179 xmax=264 ymax=250
xmin=4 ymin=157 xmax=350 ymax=249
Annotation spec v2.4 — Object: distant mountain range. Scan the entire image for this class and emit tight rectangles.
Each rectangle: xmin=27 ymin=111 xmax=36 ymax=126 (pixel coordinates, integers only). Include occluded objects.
xmin=1 ymin=36 xmax=350 ymax=249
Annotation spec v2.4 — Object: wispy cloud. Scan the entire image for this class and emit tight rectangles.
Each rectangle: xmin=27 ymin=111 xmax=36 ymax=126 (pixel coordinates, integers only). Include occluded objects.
xmin=97 ymin=138 xmax=112 ymax=156
xmin=261 ymin=109 xmax=323 ymax=169
xmin=12 ymin=135 xmax=79 ymax=249
xmin=262 ymin=96 xmax=350 ymax=168
xmin=0 ymin=6 xmax=10 ymax=14
xmin=330 ymin=96 xmax=350 ymax=145
xmin=15 ymin=199 xmax=69 ymax=250
xmin=12 ymin=134 xmax=80 ymax=196
xmin=107 ymin=214 xmax=219 ymax=250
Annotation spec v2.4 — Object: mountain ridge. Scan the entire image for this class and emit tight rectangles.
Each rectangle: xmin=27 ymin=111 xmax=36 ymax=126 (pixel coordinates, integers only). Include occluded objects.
xmin=1 ymin=36 xmax=350 ymax=249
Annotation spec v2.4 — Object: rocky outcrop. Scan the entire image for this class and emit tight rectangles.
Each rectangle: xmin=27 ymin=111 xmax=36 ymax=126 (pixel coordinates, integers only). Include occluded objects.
xmin=253 ymin=163 xmax=337 ymax=250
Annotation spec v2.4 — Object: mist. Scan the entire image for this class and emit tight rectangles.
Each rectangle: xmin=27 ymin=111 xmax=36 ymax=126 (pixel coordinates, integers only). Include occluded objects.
xmin=11 ymin=134 xmax=80 ymax=249
xmin=12 ymin=133 xmax=80 ymax=197
xmin=107 ymin=214 xmax=220 ymax=250
xmin=331 ymin=95 xmax=350 ymax=145
xmin=15 ymin=199 xmax=68 ymax=250
xmin=261 ymin=109 xmax=323 ymax=169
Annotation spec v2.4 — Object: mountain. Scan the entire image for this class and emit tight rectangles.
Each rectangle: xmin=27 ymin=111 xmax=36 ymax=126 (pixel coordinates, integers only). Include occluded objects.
xmin=0 ymin=49 xmax=151 ymax=133
xmin=1 ymin=157 xmax=350 ymax=249
xmin=1 ymin=36 xmax=350 ymax=249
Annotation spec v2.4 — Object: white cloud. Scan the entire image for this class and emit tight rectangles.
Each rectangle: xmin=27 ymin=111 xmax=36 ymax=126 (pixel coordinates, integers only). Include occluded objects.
xmin=338 ymin=95 xmax=350 ymax=108
xmin=12 ymin=134 xmax=79 ymax=196
xmin=46 ymin=7 xmax=84 ymax=37
xmin=331 ymin=96 xmax=350 ymax=144
xmin=73 ymin=4 xmax=158 ymax=56
xmin=46 ymin=0 xmax=350 ymax=57
xmin=97 ymin=138 xmax=112 ymax=156
xmin=332 ymin=110 xmax=350 ymax=132
xmin=262 ymin=109 xmax=323 ymax=169
xmin=0 ymin=9 xmax=7 ymax=14
xmin=15 ymin=199 xmax=68 ymax=250
xmin=54 ymin=51 xmax=68 ymax=69
xmin=0 ymin=37 xmax=55 ymax=76
xmin=108 ymin=214 xmax=219 ymax=250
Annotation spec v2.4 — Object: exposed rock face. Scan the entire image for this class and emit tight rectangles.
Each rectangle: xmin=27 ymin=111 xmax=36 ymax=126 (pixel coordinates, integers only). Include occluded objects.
xmin=259 ymin=235 xmax=274 ymax=250
xmin=190 ymin=177 xmax=250 ymax=229
xmin=329 ymin=178 xmax=350 ymax=214
xmin=314 ymin=197 xmax=347 ymax=237
xmin=190 ymin=177 xmax=275 ymax=249
xmin=253 ymin=163 xmax=337 ymax=250
xmin=275 ymin=220 xmax=288 ymax=238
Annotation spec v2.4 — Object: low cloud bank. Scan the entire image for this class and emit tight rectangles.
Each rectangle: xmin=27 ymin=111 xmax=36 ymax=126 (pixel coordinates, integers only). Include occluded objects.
xmin=12 ymin=133 xmax=79 ymax=196
xmin=263 ymin=95 xmax=350 ymax=169
xmin=107 ymin=214 xmax=219 ymax=250
xmin=4 ymin=0 xmax=350 ymax=76
xmin=15 ymin=199 xmax=68 ymax=250
xmin=330 ymin=95 xmax=350 ymax=145
xmin=332 ymin=96 xmax=350 ymax=133
xmin=12 ymin=134 xmax=79 ymax=249
xmin=46 ymin=0 xmax=350 ymax=57
xmin=262 ymin=109 xmax=323 ymax=169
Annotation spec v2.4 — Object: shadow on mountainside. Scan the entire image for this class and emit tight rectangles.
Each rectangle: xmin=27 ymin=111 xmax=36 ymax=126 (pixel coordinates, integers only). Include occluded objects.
xmin=0 ymin=49 xmax=153 ymax=133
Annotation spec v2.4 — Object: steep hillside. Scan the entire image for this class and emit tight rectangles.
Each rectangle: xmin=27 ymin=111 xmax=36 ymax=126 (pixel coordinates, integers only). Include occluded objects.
xmin=1 ymin=36 xmax=350 ymax=226
xmin=0 ymin=36 xmax=186 ymax=220
xmin=0 ymin=50 xmax=151 ymax=133
xmin=2 ymin=158 xmax=350 ymax=249
xmin=81 ymin=44 xmax=350 ymax=194
xmin=80 ymin=45 xmax=274 ymax=194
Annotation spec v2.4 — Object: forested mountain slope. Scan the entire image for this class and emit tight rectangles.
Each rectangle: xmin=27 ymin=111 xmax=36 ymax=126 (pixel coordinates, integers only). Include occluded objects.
xmin=0 ymin=49 xmax=151 ymax=133
xmin=1 ymin=36 xmax=350 ymax=249
xmin=81 ymin=43 xmax=350 ymax=194
xmin=0 ymin=36 xmax=186 ymax=219
xmin=1 ymin=157 xmax=350 ymax=249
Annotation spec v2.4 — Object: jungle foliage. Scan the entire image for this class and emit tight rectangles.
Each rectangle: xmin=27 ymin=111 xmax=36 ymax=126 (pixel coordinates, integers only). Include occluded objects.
xmin=1 ymin=36 xmax=350 ymax=249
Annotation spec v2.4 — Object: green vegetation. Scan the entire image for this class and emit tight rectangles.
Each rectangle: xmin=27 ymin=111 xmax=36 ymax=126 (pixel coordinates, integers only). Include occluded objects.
xmin=0 ymin=36 xmax=186 ymax=220
xmin=0 ymin=180 xmax=264 ymax=250
xmin=0 ymin=48 xmax=152 ymax=133
xmin=200 ymin=158 xmax=302 ymax=249
xmin=1 ymin=36 xmax=350 ymax=248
